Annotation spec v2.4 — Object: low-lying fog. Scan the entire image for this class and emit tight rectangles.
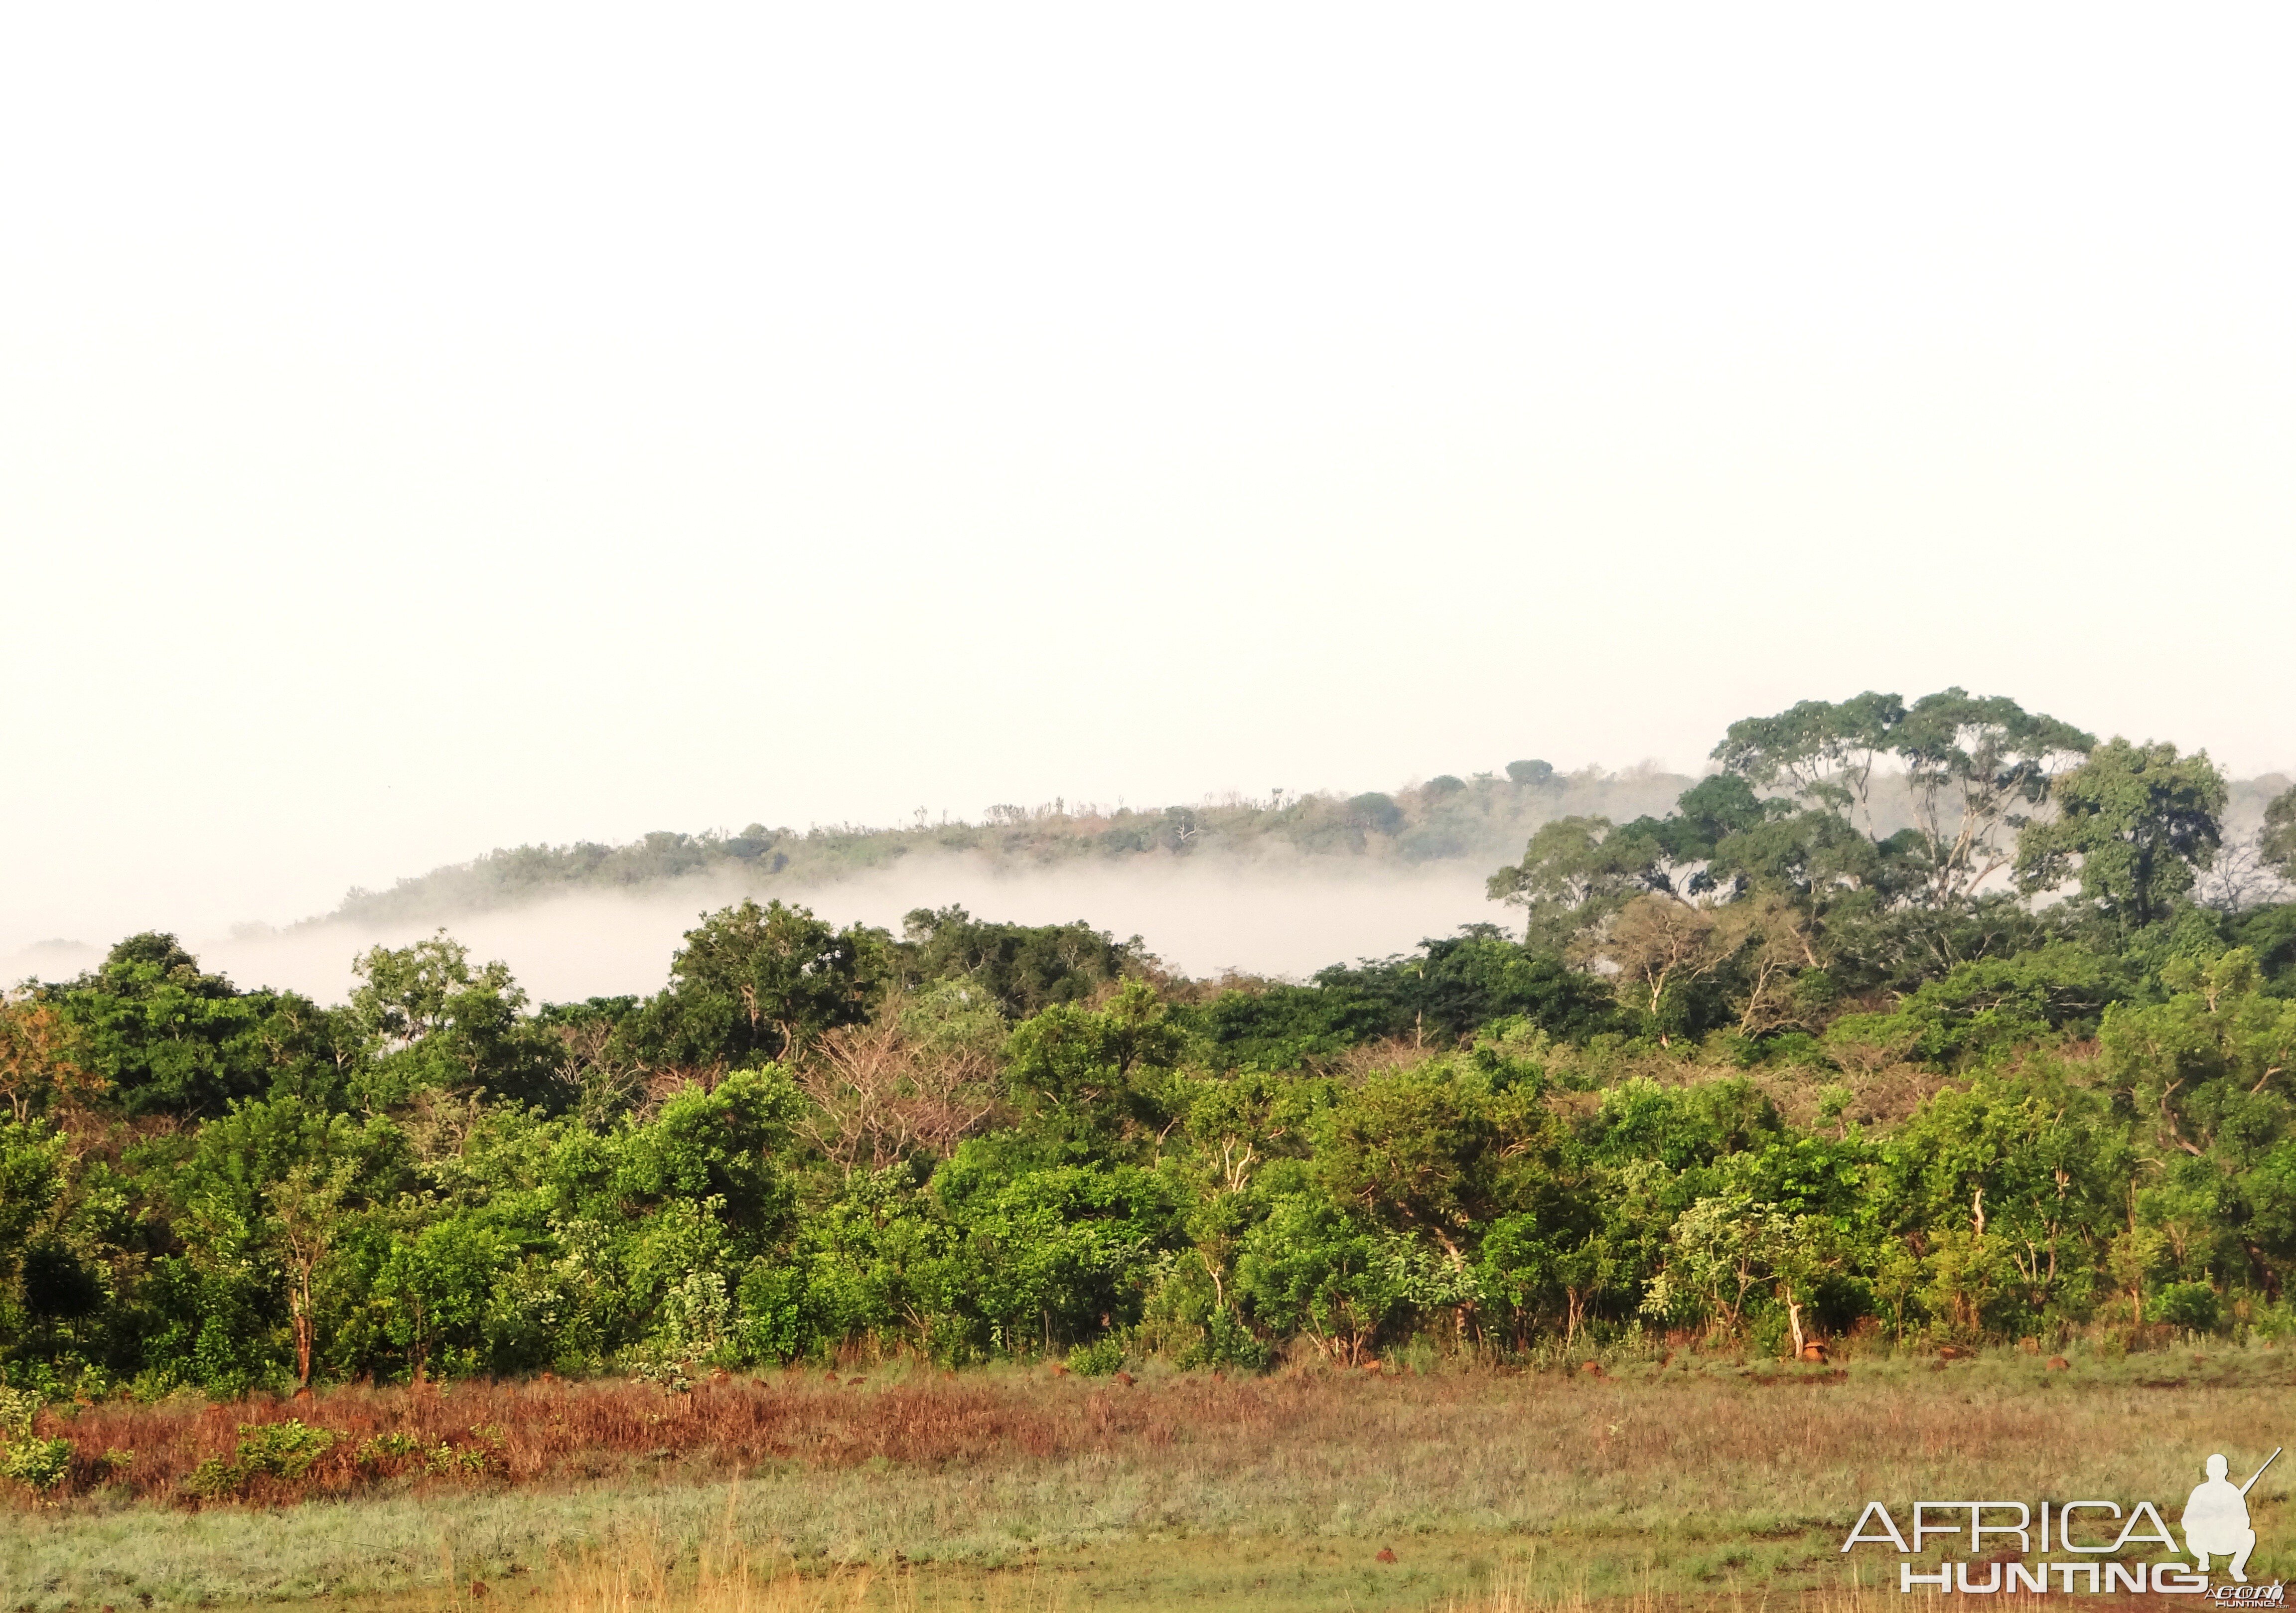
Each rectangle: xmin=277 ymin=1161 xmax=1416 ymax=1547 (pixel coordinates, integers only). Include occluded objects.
xmin=16 ymin=772 xmax=2284 ymax=1004
xmin=1 ymin=855 xmax=1501 ymax=1004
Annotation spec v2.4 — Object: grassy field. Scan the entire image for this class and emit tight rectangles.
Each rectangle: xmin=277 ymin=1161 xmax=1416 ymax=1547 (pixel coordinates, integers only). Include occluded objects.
xmin=5 ymin=1344 xmax=2292 ymax=1612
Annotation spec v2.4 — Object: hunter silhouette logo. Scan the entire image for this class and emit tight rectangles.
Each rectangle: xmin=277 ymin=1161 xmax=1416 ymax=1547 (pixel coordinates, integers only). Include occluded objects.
xmin=1839 ymin=1446 xmax=2283 ymax=1596
xmin=2185 ymin=1449 xmax=2276 ymax=1582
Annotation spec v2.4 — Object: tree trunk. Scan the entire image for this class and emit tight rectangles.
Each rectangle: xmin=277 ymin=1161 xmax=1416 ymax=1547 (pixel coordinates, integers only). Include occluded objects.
xmin=290 ymin=1268 xmax=315 ymax=1387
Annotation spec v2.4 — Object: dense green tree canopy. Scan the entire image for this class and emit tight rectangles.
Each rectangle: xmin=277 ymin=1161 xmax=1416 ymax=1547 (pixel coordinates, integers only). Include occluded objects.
xmin=2015 ymin=738 xmax=2226 ymax=929
xmin=5 ymin=690 xmax=2296 ymax=1414
xmin=43 ymin=935 xmax=347 ymax=1117
xmin=1702 ymin=686 xmax=2095 ymax=908
xmin=895 ymin=905 xmax=1143 ymax=1018
xmin=652 ymin=899 xmax=889 ymax=1066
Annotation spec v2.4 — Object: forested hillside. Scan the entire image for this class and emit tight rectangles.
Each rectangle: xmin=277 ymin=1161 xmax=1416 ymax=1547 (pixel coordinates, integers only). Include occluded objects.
xmin=4 ymin=688 xmax=2296 ymax=1446
xmin=323 ymin=763 xmax=1700 ymax=925
xmin=324 ymin=755 xmax=2288 ymax=931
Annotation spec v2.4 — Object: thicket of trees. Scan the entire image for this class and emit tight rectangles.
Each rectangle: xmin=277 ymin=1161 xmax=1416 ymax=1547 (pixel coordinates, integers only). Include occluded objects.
xmin=4 ymin=690 xmax=2296 ymax=1405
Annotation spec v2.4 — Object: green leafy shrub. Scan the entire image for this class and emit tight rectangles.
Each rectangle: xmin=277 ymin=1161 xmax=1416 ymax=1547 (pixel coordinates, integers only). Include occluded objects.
xmin=355 ymin=1426 xmax=496 ymax=1476
xmin=357 ymin=1431 xmax=423 ymax=1465
xmin=1 ymin=1434 xmax=72 ymax=1492
xmin=235 ymin=1419 xmax=337 ymax=1479
xmin=0 ymin=1386 xmax=72 ymax=1493
xmin=181 ymin=1456 xmax=243 ymax=1501
xmin=1176 ymin=1309 xmax=1274 ymax=1373
xmin=181 ymin=1420 xmax=339 ymax=1500
xmin=0 ymin=1385 xmax=37 ymax=1441
xmin=428 ymin=1437 xmax=493 ymax=1475
xmin=737 ymin=1263 xmax=811 ymax=1364
xmin=1067 ymin=1336 xmax=1127 ymax=1376
xmin=2153 ymin=1282 xmax=2221 ymax=1333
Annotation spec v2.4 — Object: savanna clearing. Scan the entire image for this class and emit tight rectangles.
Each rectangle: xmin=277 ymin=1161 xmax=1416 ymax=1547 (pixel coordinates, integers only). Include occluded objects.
xmin=6 ymin=1345 xmax=2292 ymax=1613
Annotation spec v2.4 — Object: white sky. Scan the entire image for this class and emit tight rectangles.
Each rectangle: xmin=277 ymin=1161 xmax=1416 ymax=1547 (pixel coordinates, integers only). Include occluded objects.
xmin=4 ymin=3 xmax=2294 ymax=961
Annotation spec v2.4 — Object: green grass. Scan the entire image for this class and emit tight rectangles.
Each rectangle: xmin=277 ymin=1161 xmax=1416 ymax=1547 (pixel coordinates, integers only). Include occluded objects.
xmin=6 ymin=1345 xmax=2293 ymax=1611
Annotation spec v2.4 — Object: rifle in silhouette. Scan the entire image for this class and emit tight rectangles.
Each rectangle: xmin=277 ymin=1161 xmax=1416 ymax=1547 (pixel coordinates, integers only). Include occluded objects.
xmin=2241 ymin=1448 xmax=2283 ymax=1497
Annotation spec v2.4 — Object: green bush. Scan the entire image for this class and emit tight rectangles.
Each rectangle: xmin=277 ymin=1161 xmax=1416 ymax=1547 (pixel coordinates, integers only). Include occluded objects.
xmin=1067 ymin=1335 xmax=1127 ymax=1376
xmin=357 ymin=1431 xmax=423 ymax=1465
xmin=1177 ymin=1308 xmax=1274 ymax=1373
xmin=737 ymin=1262 xmax=811 ymax=1364
xmin=182 ymin=1420 xmax=339 ymax=1500
xmin=0 ymin=1386 xmax=71 ymax=1493
xmin=354 ymin=1429 xmax=488 ymax=1475
xmin=235 ymin=1419 xmax=337 ymax=1479
xmin=181 ymin=1456 xmax=243 ymax=1501
xmin=1 ymin=1434 xmax=71 ymax=1492
xmin=0 ymin=1386 xmax=37 ymax=1442
xmin=2153 ymin=1282 xmax=2221 ymax=1333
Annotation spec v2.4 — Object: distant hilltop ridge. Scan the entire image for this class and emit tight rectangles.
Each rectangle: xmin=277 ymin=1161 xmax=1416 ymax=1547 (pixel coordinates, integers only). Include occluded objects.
xmin=323 ymin=762 xmax=1695 ymax=925
xmin=324 ymin=761 xmax=2295 ymax=928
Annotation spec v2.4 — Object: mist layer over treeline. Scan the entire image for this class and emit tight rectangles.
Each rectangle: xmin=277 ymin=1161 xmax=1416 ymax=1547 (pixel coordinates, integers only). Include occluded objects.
xmin=60 ymin=751 xmax=2262 ymax=1008
xmin=14 ymin=861 xmax=1497 ymax=1009
xmin=322 ymin=762 xmax=1694 ymax=925
xmin=325 ymin=762 xmax=2293 ymax=930
xmin=4 ymin=766 xmax=1683 ymax=1000
xmin=3 ymin=686 xmax=2296 ymax=1440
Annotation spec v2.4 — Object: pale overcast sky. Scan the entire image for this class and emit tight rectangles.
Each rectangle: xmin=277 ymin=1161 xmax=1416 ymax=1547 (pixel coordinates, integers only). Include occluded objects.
xmin=4 ymin=3 xmax=2293 ymax=954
